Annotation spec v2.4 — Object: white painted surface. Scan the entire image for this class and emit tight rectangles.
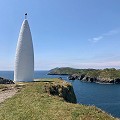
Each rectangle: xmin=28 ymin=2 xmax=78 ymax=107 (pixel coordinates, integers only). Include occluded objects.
xmin=14 ymin=19 xmax=34 ymax=82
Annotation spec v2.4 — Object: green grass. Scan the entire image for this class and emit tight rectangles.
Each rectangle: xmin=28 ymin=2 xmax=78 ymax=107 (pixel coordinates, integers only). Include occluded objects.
xmin=0 ymin=79 xmax=117 ymax=120
xmin=49 ymin=67 xmax=120 ymax=80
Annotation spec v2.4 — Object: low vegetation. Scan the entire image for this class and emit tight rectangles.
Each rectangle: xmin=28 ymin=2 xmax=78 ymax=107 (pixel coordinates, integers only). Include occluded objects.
xmin=49 ymin=67 xmax=120 ymax=77
xmin=49 ymin=67 xmax=120 ymax=83
xmin=0 ymin=79 xmax=117 ymax=120
xmin=48 ymin=67 xmax=80 ymax=75
xmin=0 ymin=84 xmax=8 ymax=90
xmin=48 ymin=67 xmax=99 ymax=75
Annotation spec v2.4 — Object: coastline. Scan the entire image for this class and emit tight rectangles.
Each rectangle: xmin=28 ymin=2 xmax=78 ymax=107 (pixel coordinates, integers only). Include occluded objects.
xmin=0 ymin=78 xmax=117 ymax=120
xmin=0 ymin=71 xmax=120 ymax=117
xmin=48 ymin=67 xmax=120 ymax=84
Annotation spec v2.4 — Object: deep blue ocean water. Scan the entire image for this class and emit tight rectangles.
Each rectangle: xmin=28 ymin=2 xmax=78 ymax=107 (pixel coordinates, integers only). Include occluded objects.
xmin=0 ymin=71 xmax=120 ymax=118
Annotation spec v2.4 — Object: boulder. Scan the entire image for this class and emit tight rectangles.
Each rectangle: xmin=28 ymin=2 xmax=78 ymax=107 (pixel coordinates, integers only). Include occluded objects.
xmin=68 ymin=74 xmax=79 ymax=80
xmin=78 ymin=74 xmax=85 ymax=80
xmin=114 ymin=78 xmax=120 ymax=84
xmin=68 ymin=75 xmax=76 ymax=80
xmin=0 ymin=77 xmax=14 ymax=84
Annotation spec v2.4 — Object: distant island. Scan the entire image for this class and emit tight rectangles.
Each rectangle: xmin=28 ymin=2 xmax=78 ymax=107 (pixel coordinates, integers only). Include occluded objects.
xmin=48 ymin=67 xmax=120 ymax=84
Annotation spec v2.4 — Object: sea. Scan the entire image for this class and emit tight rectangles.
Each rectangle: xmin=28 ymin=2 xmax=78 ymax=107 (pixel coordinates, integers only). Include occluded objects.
xmin=0 ymin=71 xmax=120 ymax=118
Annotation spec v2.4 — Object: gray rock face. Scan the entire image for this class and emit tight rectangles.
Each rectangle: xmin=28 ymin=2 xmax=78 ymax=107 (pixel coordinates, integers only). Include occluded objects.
xmin=68 ymin=74 xmax=120 ymax=84
xmin=0 ymin=77 xmax=14 ymax=84
xmin=44 ymin=81 xmax=77 ymax=103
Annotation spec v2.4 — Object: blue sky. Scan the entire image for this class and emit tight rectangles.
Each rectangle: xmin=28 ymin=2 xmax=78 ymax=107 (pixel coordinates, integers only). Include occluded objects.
xmin=1 ymin=0 xmax=120 ymax=70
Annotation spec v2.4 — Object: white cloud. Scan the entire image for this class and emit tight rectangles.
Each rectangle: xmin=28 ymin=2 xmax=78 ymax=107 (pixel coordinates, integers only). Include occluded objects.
xmin=88 ymin=29 xmax=120 ymax=43
xmin=89 ymin=36 xmax=103 ymax=42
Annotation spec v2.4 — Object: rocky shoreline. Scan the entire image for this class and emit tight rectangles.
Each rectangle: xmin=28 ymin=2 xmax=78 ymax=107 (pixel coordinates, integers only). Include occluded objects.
xmin=68 ymin=74 xmax=120 ymax=84
xmin=0 ymin=77 xmax=14 ymax=84
xmin=48 ymin=67 xmax=120 ymax=84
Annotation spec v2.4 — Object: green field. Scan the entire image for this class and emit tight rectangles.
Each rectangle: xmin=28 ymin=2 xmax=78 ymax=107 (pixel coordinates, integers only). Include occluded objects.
xmin=0 ymin=79 xmax=116 ymax=120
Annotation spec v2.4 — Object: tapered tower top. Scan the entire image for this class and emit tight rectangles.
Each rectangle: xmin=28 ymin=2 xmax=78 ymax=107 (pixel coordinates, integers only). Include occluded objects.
xmin=25 ymin=13 xmax=27 ymax=19
xmin=14 ymin=13 xmax=34 ymax=82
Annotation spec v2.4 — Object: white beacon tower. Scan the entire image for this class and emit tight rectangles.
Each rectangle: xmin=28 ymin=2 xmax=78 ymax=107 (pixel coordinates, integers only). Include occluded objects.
xmin=14 ymin=14 xmax=34 ymax=82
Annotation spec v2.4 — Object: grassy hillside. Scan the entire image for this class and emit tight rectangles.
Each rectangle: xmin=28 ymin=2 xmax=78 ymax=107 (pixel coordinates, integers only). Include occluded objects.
xmin=49 ymin=67 xmax=120 ymax=82
xmin=48 ymin=67 xmax=98 ymax=75
xmin=0 ymin=79 xmax=116 ymax=120
xmin=86 ymin=68 xmax=120 ymax=79
xmin=48 ymin=67 xmax=77 ymax=75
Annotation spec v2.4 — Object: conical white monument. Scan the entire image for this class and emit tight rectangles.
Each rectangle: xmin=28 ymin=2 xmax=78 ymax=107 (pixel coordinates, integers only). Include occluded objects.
xmin=14 ymin=14 xmax=34 ymax=82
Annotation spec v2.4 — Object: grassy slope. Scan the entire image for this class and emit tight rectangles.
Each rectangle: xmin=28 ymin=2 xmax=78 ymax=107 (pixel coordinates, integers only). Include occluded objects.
xmin=0 ymin=79 xmax=116 ymax=120
xmin=48 ymin=67 xmax=97 ymax=75
xmin=49 ymin=67 xmax=120 ymax=80
xmin=48 ymin=67 xmax=79 ymax=75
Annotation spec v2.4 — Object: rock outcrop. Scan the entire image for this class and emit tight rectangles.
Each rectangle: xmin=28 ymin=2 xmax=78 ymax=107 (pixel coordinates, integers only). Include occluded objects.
xmin=49 ymin=67 xmax=120 ymax=84
xmin=68 ymin=74 xmax=120 ymax=84
xmin=44 ymin=80 xmax=77 ymax=103
xmin=0 ymin=77 xmax=14 ymax=84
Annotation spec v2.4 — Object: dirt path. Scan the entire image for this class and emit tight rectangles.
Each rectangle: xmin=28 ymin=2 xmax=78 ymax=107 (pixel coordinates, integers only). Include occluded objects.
xmin=0 ymin=87 xmax=17 ymax=103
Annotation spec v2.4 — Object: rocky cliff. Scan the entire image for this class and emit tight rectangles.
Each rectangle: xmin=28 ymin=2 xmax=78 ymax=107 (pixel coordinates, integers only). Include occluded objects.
xmin=44 ymin=79 xmax=77 ymax=103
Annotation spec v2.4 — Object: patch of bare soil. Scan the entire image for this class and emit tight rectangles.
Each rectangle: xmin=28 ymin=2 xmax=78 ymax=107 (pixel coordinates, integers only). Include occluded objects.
xmin=0 ymin=86 xmax=17 ymax=103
